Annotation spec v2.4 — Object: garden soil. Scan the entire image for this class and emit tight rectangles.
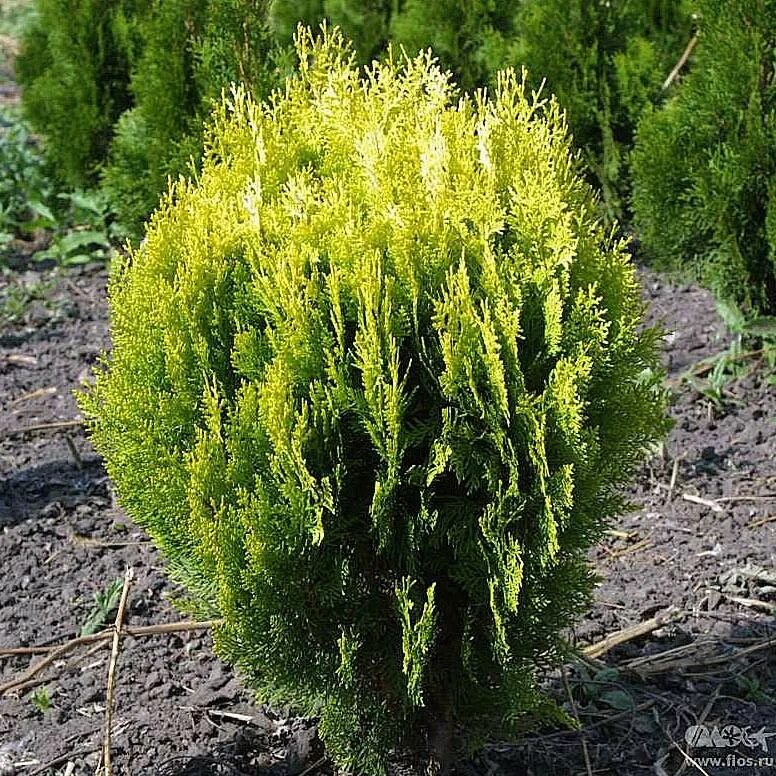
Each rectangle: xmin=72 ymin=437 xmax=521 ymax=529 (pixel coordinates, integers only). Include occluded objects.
xmin=0 ymin=260 xmax=774 ymax=775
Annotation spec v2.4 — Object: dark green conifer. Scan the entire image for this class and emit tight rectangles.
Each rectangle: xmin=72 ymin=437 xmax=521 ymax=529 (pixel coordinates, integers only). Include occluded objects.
xmin=512 ymin=0 xmax=694 ymax=220
xmin=632 ymin=0 xmax=776 ymax=318
xmin=388 ymin=0 xmax=515 ymax=92
xmin=16 ymin=0 xmax=148 ymax=185
xmin=103 ymin=0 xmax=278 ymax=234
xmin=269 ymin=0 xmax=392 ymax=61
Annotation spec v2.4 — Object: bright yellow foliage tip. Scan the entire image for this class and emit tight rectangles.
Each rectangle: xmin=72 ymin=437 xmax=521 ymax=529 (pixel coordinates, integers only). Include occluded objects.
xmin=81 ymin=26 xmax=668 ymax=773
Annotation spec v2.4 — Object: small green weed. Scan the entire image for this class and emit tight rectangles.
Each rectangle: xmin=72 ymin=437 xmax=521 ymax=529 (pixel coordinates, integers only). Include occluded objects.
xmin=686 ymin=338 xmax=754 ymax=410
xmin=0 ymin=107 xmax=122 ymax=267
xmin=0 ymin=272 xmax=52 ymax=327
xmin=567 ymin=663 xmax=655 ymax=735
xmin=695 ymin=357 xmax=740 ymax=410
xmin=576 ymin=665 xmax=635 ymax=710
xmin=733 ymin=674 xmax=775 ymax=705
xmin=0 ymin=107 xmax=53 ymax=243
xmin=30 ymin=686 xmax=52 ymax=713
xmin=80 ymin=576 xmax=124 ymax=636
xmin=34 ymin=190 xmax=123 ymax=265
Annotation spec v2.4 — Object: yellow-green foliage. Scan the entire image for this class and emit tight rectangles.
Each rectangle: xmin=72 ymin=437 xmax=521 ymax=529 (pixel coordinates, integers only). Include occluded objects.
xmin=82 ymin=29 xmax=668 ymax=772
xmin=632 ymin=0 xmax=776 ymax=318
xmin=269 ymin=0 xmax=694 ymax=221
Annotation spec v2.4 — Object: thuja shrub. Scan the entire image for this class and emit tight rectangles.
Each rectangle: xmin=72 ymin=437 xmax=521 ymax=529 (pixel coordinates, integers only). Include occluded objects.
xmin=17 ymin=0 xmax=280 ymax=233
xmin=388 ymin=0 xmax=515 ymax=93
xmin=512 ymin=0 xmax=694 ymax=221
xmin=16 ymin=0 xmax=148 ymax=186
xmin=102 ymin=0 xmax=279 ymax=234
xmin=81 ymin=28 xmax=668 ymax=773
xmin=632 ymin=0 xmax=776 ymax=318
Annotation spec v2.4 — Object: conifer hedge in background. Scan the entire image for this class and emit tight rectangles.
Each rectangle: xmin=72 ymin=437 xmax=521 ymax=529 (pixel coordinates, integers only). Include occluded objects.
xmin=387 ymin=0 xmax=515 ymax=93
xmin=269 ymin=0 xmax=392 ymax=64
xmin=81 ymin=29 xmax=668 ymax=773
xmin=16 ymin=0 xmax=148 ymax=186
xmin=632 ymin=0 xmax=776 ymax=318
xmin=17 ymin=0 xmax=278 ymax=233
xmin=17 ymin=0 xmax=691 ymax=233
xmin=512 ymin=0 xmax=693 ymax=221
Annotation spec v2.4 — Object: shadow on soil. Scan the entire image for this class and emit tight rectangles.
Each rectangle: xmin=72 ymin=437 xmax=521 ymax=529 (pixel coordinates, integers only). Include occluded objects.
xmin=154 ymin=724 xmax=329 ymax=776
xmin=0 ymin=455 xmax=105 ymax=526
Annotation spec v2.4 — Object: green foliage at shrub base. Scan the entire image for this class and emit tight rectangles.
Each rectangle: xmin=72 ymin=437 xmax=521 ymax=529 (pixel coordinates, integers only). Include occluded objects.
xmin=632 ymin=0 xmax=776 ymax=318
xmin=83 ymin=30 xmax=668 ymax=771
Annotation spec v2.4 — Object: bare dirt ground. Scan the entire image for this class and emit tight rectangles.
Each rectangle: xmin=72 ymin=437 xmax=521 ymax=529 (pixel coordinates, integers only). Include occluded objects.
xmin=0 ymin=259 xmax=774 ymax=776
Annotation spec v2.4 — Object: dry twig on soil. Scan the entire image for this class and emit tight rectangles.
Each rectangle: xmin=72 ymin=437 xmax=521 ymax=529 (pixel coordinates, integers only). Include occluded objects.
xmin=154 ymin=755 xmax=254 ymax=776
xmin=64 ymin=433 xmax=83 ymax=469
xmin=619 ymin=633 xmax=776 ymax=680
xmin=8 ymin=386 xmax=58 ymax=406
xmin=666 ymin=456 xmax=680 ymax=503
xmin=750 ymin=513 xmax=776 ymax=528
xmin=0 ymin=353 xmax=37 ymax=366
xmin=723 ymin=593 xmax=775 ymax=613
xmin=69 ymin=533 xmax=152 ymax=550
xmin=0 ymin=418 xmax=83 ymax=440
xmin=607 ymin=536 xmax=652 ymax=559
xmin=0 ymin=620 xmax=221 ymax=694
xmin=583 ymin=607 xmax=680 ymax=659
xmin=561 ymin=665 xmax=593 ymax=776
xmin=29 ymin=747 xmax=96 ymax=776
xmin=102 ymin=567 xmax=134 ymax=776
xmin=681 ymin=493 xmax=724 ymax=513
